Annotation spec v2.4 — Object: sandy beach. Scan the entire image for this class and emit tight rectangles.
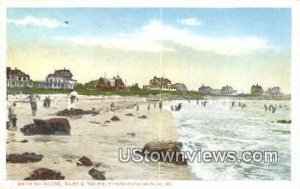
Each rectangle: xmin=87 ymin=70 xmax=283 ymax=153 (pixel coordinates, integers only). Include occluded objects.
xmin=6 ymin=94 xmax=196 ymax=180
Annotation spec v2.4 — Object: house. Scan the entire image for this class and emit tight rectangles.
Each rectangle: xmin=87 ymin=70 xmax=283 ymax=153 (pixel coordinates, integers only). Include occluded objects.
xmin=221 ymin=85 xmax=237 ymax=95
xmin=173 ymin=83 xmax=187 ymax=92
xmin=265 ymin=87 xmax=283 ymax=97
xmin=198 ymin=84 xmax=221 ymax=95
xmin=251 ymin=84 xmax=264 ymax=96
xmin=7 ymin=67 xmax=33 ymax=88
xmin=149 ymin=76 xmax=171 ymax=86
xmin=143 ymin=76 xmax=176 ymax=91
xmin=45 ymin=68 xmax=77 ymax=89
xmin=95 ymin=74 xmax=126 ymax=91
xmin=198 ymin=85 xmax=212 ymax=95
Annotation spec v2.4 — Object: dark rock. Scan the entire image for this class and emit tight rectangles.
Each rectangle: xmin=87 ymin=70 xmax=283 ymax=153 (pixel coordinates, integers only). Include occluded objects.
xmin=273 ymin=129 xmax=290 ymax=134
xmin=20 ymin=139 xmax=28 ymax=143
xmin=62 ymin=154 xmax=79 ymax=160
xmin=138 ymin=115 xmax=147 ymax=119
xmin=77 ymin=156 xmax=93 ymax=167
xmin=141 ymin=141 xmax=187 ymax=165
xmin=24 ymin=168 xmax=65 ymax=180
xmin=20 ymin=123 xmax=38 ymax=136
xmin=111 ymin=115 xmax=120 ymax=121
xmin=277 ymin=120 xmax=291 ymax=124
xmin=89 ymin=121 xmax=101 ymax=125
xmin=77 ymin=156 xmax=101 ymax=167
xmin=66 ymin=159 xmax=72 ymax=163
xmin=94 ymin=162 xmax=101 ymax=167
xmin=125 ymin=113 xmax=134 ymax=116
xmin=104 ymin=120 xmax=111 ymax=124
xmin=126 ymin=132 xmax=136 ymax=137
xmin=56 ymin=109 xmax=99 ymax=117
xmin=7 ymin=153 xmax=43 ymax=163
xmin=20 ymin=118 xmax=70 ymax=135
xmin=88 ymin=168 xmax=106 ymax=180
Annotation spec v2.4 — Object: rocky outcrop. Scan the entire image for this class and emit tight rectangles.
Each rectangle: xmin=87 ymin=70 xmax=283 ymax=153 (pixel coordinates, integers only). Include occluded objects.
xmin=77 ymin=156 xmax=93 ymax=166
xmin=141 ymin=141 xmax=187 ymax=165
xmin=20 ymin=118 xmax=70 ymax=135
xmin=7 ymin=153 xmax=43 ymax=163
xmin=56 ymin=109 xmax=99 ymax=117
xmin=125 ymin=113 xmax=134 ymax=116
xmin=111 ymin=115 xmax=120 ymax=121
xmin=126 ymin=132 xmax=136 ymax=137
xmin=88 ymin=168 xmax=106 ymax=180
xmin=76 ymin=156 xmax=101 ymax=167
xmin=138 ymin=115 xmax=147 ymax=119
xmin=277 ymin=120 xmax=291 ymax=124
xmin=24 ymin=168 xmax=65 ymax=180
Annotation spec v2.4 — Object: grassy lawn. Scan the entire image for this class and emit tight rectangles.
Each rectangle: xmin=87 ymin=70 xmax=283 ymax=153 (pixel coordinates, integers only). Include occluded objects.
xmin=7 ymin=86 xmax=203 ymax=100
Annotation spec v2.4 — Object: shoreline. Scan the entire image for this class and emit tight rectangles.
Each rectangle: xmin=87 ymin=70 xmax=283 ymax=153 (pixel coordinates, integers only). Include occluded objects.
xmin=6 ymin=95 xmax=197 ymax=180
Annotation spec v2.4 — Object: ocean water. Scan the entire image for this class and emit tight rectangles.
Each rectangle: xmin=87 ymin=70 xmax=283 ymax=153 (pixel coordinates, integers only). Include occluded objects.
xmin=165 ymin=100 xmax=291 ymax=180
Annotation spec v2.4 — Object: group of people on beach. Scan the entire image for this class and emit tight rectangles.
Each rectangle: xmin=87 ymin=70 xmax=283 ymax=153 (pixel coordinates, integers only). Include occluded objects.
xmin=171 ymin=103 xmax=182 ymax=111
xmin=170 ymin=100 xmax=250 ymax=112
xmin=136 ymin=101 xmax=163 ymax=112
xmin=6 ymin=91 xmax=79 ymax=130
xmin=264 ymin=104 xmax=277 ymax=113
xmin=232 ymin=101 xmax=247 ymax=108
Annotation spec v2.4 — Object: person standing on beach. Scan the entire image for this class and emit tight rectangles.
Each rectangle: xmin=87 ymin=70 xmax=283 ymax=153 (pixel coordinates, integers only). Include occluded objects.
xmin=67 ymin=91 xmax=79 ymax=110
xmin=30 ymin=96 xmax=38 ymax=116
xmin=264 ymin=104 xmax=268 ymax=111
xmin=136 ymin=104 xmax=139 ymax=111
xmin=43 ymin=96 xmax=51 ymax=108
xmin=159 ymin=101 xmax=162 ymax=110
xmin=43 ymin=97 xmax=47 ymax=108
xmin=8 ymin=102 xmax=17 ymax=130
xmin=47 ymin=96 xmax=51 ymax=107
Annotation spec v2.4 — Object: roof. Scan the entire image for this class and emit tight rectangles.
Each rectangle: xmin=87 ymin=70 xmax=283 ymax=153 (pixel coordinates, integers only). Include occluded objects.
xmin=7 ymin=67 xmax=30 ymax=77
xmin=47 ymin=68 xmax=74 ymax=80
xmin=199 ymin=85 xmax=212 ymax=90
xmin=100 ymin=78 xmax=115 ymax=86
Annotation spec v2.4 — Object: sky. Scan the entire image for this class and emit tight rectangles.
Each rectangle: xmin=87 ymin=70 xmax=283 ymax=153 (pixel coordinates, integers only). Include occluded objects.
xmin=7 ymin=8 xmax=291 ymax=93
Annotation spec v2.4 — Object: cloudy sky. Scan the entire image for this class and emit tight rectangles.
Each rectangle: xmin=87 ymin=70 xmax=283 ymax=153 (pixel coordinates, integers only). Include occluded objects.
xmin=7 ymin=8 xmax=291 ymax=93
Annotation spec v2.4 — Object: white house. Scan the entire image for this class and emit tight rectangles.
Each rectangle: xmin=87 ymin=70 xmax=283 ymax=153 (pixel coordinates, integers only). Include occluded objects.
xmin=45 ymin=68 xmax=77 ymax=89
xmin=7 ymin=67 xmax=33 ymax=88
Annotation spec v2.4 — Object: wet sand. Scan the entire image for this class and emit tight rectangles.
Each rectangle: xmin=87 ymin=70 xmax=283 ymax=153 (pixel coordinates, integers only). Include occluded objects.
xmin=6 ymin=94 xmax=196 ymax=180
